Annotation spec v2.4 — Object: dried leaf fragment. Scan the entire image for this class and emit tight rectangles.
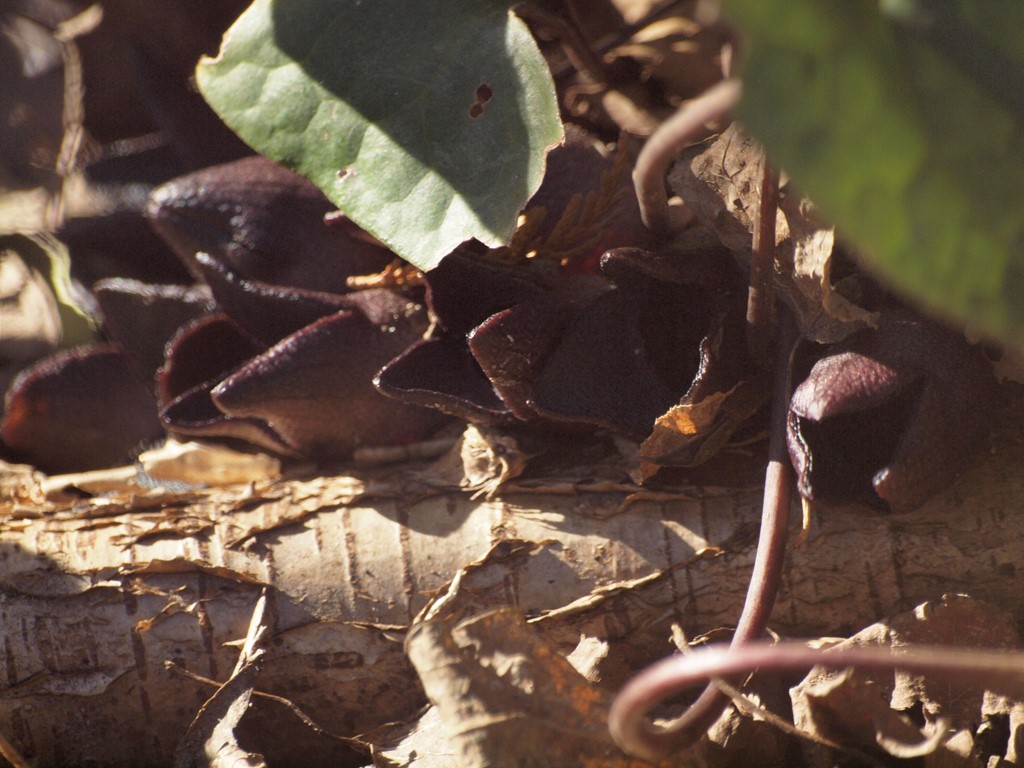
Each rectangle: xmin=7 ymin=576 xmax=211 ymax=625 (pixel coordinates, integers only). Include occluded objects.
xmin=791 ymin=595 xmax=1023 ymax=763
xmin=640 ymin=378 xmax=765 ymax=478
xmin=668 ymin=123 xmax=876 ymax=344
xmin=139 ymin=440 xmax=280 ymax=488
xmin=406 ymin=608 xmax=658 ymax=767
xmin=425 ymin=424 xmax=529 ymax=499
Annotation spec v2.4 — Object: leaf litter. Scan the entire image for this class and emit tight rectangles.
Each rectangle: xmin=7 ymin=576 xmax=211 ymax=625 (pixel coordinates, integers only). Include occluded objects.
xmin=1 ymin=1 xmax=1023 ymax=766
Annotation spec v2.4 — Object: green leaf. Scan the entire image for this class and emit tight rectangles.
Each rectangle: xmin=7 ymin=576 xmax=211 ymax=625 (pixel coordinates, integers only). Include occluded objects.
xmin=725 ymin=0 xmax=1024 ymax=345
xmin=196 ymin=0 xmax=563 ymax=272
xmin=12 ymin=234 xmax=97 ymax=349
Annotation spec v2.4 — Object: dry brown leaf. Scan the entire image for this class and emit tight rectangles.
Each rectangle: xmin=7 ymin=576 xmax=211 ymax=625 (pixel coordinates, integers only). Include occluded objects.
xmin=668 ymin=124 xmax=876 ymax=343
xmin=0 ymin=459 xmax=44 ymax=504
xmin=567 ymin=635 xmax=613 ymax=683
xmin=1007 ymin=703 xmax=1024 ymax=764
xmin=609 ymin=17 xmax=725 ymax=102
xmin=796 ymin=666 xmax=944 ymax=759
xmin=503 ymin=132 xmax=637 ymax=266
xmin=704 ymin=687 xmax=795 ymax=768
xmin=362 ymin=706 xmax=450 ymax=767
xmin=422 ymin=424 xmax=530 ymax=499
xmin=592 ymin=86 xmax=668 ymax=136
xmin=639 ymin=379 xmax=765 ymax=481
xmin=406 ymin=608 xmax=665 ymax=767
xmin=886 ymin=597 xmax=1020 ymax=724
xmin=139 ymin=439 xmax=281 ymax=487
xmin=781 ymin=194 xmax=878 ymax=342
xmin=791 ymin=595 xmax=1023 ymax=764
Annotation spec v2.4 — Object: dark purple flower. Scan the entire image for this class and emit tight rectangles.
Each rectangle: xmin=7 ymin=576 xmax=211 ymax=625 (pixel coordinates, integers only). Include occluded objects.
xmin=376 ymin=242 xmax=750 ymax=442
xmin=375 ymin=243 xmax=606 ymax=424
xmin=146 ymin=155 xmax=393 ymax=292
xmin=1 ymin=344 xmax=163 ymax=473
xmin=1 ymin=157 xmax=449 ymax=471
xmin=787 ymin=310 xmax=1000 ymax=513
xmin=152 ymin=251 xmax=450 ymax=459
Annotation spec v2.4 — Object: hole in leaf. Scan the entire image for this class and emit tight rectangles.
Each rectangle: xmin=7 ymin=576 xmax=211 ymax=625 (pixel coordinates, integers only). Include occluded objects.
xmin=469 ymin=82 xmax=494 ymax=119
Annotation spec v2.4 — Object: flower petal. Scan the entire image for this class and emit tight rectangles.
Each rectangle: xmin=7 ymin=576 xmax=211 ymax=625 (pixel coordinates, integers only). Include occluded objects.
xmin=2 ymin=344 xmax=163 ymax=472
xmin=213 ymin=301 xmax=448 ymax=457
xmin=147 ymin=155 xmax=392 ymax=291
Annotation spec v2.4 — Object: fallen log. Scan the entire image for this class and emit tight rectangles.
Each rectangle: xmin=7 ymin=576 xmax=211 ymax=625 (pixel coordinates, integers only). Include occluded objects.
xmin=1 ymin=404 xmax=1023 ymax=766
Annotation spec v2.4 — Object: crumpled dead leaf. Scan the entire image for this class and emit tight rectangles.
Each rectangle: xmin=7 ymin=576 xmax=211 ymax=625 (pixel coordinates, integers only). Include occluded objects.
xmin=704 ymin=685 xmax=795 ymax=768
xmin=361 ymin=705 xmax=449 ymax=768
xmin=782 ymin=195 xmax=876 ymax=340
xmin=405 ymin=608 xmax=660 ymax=768
xmin=0 ymin=459 xmax=44 ymax=505
xmin=33 ymin=439 xmax=281 ymax=499
xmin=139 ymin=439 xmax=281 ymax=488
xmin=639 ymin=378 xmax=765 ymax=481
xmin=791 ymin=594 xmax=1022 ymax=765
xmin=422 ymin=424 xmax=530 ymax=499
xmin=667 ymin=123 xmax=877 ymax=344
xmin=662 ymin=627 xmax=797 ymax=768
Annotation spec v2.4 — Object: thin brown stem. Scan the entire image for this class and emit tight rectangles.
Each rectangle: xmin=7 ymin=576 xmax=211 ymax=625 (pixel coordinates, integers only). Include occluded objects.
xmin=513 ymin=3 xmax=610 ymax=85
xmin=608 ymin=310 xmax=796 ymax=762
xmin=632 ymin=78 xmax=741 ymax=234
xmin=747 ymin=157 xmax=780 ymax=367
xmin=165 ymin=660 xmax=365 ymax=749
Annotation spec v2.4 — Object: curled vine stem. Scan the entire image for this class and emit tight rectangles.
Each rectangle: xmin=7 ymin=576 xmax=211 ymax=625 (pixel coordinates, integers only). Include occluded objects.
xmin=608 ymin=309 xmax=798 ymax=761
xmin=609 ymin=639 xmax=1024 ymax=762
xmin=633 ymin=78 xmax=742 ymax=234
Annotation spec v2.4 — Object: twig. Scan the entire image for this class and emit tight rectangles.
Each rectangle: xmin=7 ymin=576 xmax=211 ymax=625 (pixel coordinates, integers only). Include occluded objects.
xmin=610 ymin=640 xmax=1024 ymax=762
xmin=608 ymin=310 xmax=797 ymax=761
xmin=45 ymin=4 xmax=102 ymax=230
xmin=165 ymin=661 xmax=364 ymax=749
xmin=632 ymin=78 xmax=741 ymax=234
xmin=747 ymin=157 xmax=780 ymax=366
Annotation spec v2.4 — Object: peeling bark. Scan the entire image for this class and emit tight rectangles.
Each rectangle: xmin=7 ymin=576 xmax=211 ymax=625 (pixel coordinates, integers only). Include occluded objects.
xmin=1 ymin=403 xmax=1023 ymax=766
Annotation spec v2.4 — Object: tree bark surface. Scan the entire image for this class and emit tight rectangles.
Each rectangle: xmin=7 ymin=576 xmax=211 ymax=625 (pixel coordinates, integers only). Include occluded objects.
xmin=2 ymin=407 xmax=1023 ymax=766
